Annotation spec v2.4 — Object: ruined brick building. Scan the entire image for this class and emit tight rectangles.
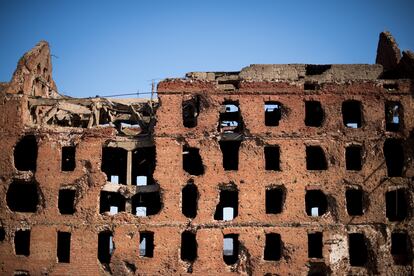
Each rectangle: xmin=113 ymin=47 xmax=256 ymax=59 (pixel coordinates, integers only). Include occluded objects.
xmin=0 ymin=32 xmax=413 ymax=275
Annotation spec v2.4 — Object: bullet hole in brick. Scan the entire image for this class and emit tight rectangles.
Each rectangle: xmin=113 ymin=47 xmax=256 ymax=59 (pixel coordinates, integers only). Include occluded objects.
xmin=14 ymin=230 xmax=30 ymax=256
xmin=102 ymin=147 xmax=127 ymax=185
xmin=7 ymin=180 xmax=39 ymax=213
xmin=219 ymin=101 xmax=243 ymax=133
xmin=346 ymin=188 xmax=364 ymax=216
xmin=383 ymin=83 xmax=399 ymax=90
xmin=305 ymin=64 xmax=332 ymax=75
xmin=305 ymin=101 xmax=324 ymax=127
xmin=139 ymin=232 xmax=154 ymax=257
xmin=386 ymin=189 xmax=407 ymax=222
xmin=223 ymin=234 xmax=238 ymax=265
xmin=182 ymin=182 xmax=198 ymax=219
xmin=304 ymin=82 xmax=319 ymax=90
xmin=214 ymin=188 xmax=238 ymax=221
xmin=0 ymin=227 xmax=5 ymax=241
xmin=58 ymin=189 xmax=76 ymax=215
xmin=132 ymin=192 xmax=161 ymax=217
xmin=266 ymin=186 xmax=285 ymax=214
xmin=14 ymin=135 xmax=37 ymax=171
xmin=342 ymin=100 xmax=362 ymax=128
xmin=308 ymin=232 xmax=323 ymax=258
xmin=98 ymin=231 xmax=113 ymax=264
xmin=182 ymin=96 xmax=200 ymax=128
xmin=264 ymin=233 xmax=281 ymax=261
xmin=305 ymin=190 xmax=328 ymax=217
xmin=219 ymin=140 xmax=241 ymax=171
xmin=345 ymin=145 xmax=362 ymax=171
xmin=100 ymin=191 xmax=126 ymax=215
xmin=391 ymin=232 xmax=412 ymax=265
xmin=348 ymin=233 xmax=368 ymax=267
xmin=61 ymin=146 xmax=76 ymax=171
xmin=264 ymin=101 xmax=282 ymax=126
xmin=385 ymin=101 xmax=402 ymax=132
xmin=181 ymin=231 xmax=197 ymax=262
xmin=264 ymin=146 xmax=280 ymax=171
xmin=183 ymin=146 xmax=204 ymax=176
xmin=132 ymin=146 xmax=156 ymax=186
xmin=384 ymin=139 xmax=404 ymax=177
xmin=57 ymin=231 xmax=71 ymax=263
xmin=306 ymin=146 xmax=327 ymax=170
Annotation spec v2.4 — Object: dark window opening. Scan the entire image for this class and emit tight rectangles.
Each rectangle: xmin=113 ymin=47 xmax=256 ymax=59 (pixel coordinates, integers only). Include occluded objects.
xmin=391 ymin=232 xmax=412 ymax=265
xmin=307 ymin=262 xmax=330 ymax=276
xmin=132 ymin=192 xmax=161 ymax=216
xmin=98 ymin=231 xmax=113 ymax=264
xmin=386 ymin=189 xmax=407 ymax=222
xmin=223 ymin=234 xmax=238 ymax=265
xmin=0 ymin=227 xmax=5 ymax=242
xmin=132 ymin=146 xmax=156 ymax=186
xmin=181 ymin=231 xmax=197 ymax=262
xmin=183 ymin=146 xmax=204 ymax=175
xmin=308 ymin=232 xmax=323 ymax=258
xmin=346 ymin=189 xmax=364 ymax=216
xmin=385 ymin=102 xmax=402 ymax=132
xmin=15 ymin=230 xmax=30 ymax=256
xmin=264 ymin=233 xmax=281 ymax=261
xmin=61 ymin=146 xmax=76 ymax=171
xmin=7 ymin=180 xmax=39 ymax=213
xmin=384 ymin=139 xmax=404 ymax=177
xmin=58 ymin=189 xmax=76 ymax=215
xmin=306 ymin=65 xmax=332 ymax=75
xmin=139 ymin=232 xmax=154 ymax=257
xmin=14 ymin=271 xmax=29 ymax=276
xmin=266 ymin=186 xmax=285 ymax=214
xmin=99 ymin=191 xmax=126 ymax=215
xmin=57 ymin=231 xmax=71 ymax=263
xmin=306 ymin=146 xmax=327 ymax=170
xmin=102 ymin=147 xmax=127 ymax=185
xmin=219 ymin=140 xmax=241 ymax=171
xmin=345 ymin=145 xmax=362 ymax=171
xmin=219 ymin=101 xmax=243 ymax=133
xmin=383 ymin=83 xmax=398 ymax=90
xmin=182 ymin=182 xmax=198 ymax=219
xmin=304 ymin=82 xmax=318 ymax=90
xmin=264 ymin=101 xmax=282 ymax=126
xmin=214 ymin=188 xmax=238 ymax=221
xmin=264 ymin=146 xmax=280 ymax=171
xmin=348 ymin=233 xmax=368 ymax=267
xmin=305 ymin=101 xmax=324 ymax=127
xmin=182 ymin=96 xmax=200 ymax=128
xmin=305 ymin=190 xmax=328 ymax=217
xmin=342 ymin=100 xmax=362 ymax=128
xmin=14 ymin=135 xmax=37 ymax=171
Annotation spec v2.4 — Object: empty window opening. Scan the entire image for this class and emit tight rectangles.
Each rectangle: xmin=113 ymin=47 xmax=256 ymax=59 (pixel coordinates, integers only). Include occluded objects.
xmin=14 ymin=270 xmax=29 ymax=276
xmin=306 ymin=64 xmax=332 ymax=75
xmin=132 ymin=192 xmax=161 ymax=217
xmin=264 ymin=233 xmax=281 ymax=261
xmin=57 ymin=231 xmax=71 ymax=263
xmin=264 ymin=101 xmax=282 ymax=126
xmin=219 ymin=101 xmax=243 ymax=133
xmin=183 ymin=146 xmax=204 ymax=175
xmin=7 ymin=180 xmax=39 ymax=213
xmin=98 ymin=231 xmax=113 ymax=264
xmin=305 ymin=101 xmax=324 ymax=127
xmin=139 ymin=232 xmax=154 ymax=257
xmin=132 ymin=146 xmax=156 ymax=186
xmin=386 ymin=189 xmax=407 ymax=221
xmin=182 ymin=96 xmax=200 ymax=128
xmin=61 ymin=146 xmax=76 ymax=171
xmin=0 ymin=227 xmax=5 ymax=242
xmin=307 ymin=263 xmax=330 ymax=276
xmin=384 ymin=139 xmax=404 ymax=177
xmin=383 ymin=83 xmax=398 ymax=90
xmin=305 ymin=190 xmax=328 ymax=217
xmin=304 ymin=82 xmax=318 ymax=90
xmin=99 ymin=191 xmax=125 ymax=215
xmin=181 ymin=231 xmax=197 ymax=262
xmin=219 ymin=140 xmax=241 ymax=171
xmin=306 ymin=146 xmax=327 ymax=170
xmin=214 ymin=188 xmax=238 ymax=221
xmin=346 ymin=189 xmax=364 ymax=216
xmin=182 ymin=182 xmax=198 ymax=219
xmin=348 ymin=233 xmax=368 ymax=267
xmin=15 ymin=230 xmax=30 ymax=256
xmin=385 ymin=102 xmax=402 ymax=132
xmin=345 ymin=145 xmax=362 ymax=171
xmin=223 ymin=234 xmax=238 ymax=265
xmin=264 ymin=146 xmax=280 ymax=171
xmin=58 ymin=189 xmax=76 ymax=215
xmin=266 ymin=186 xmax=285 ymax=214
xmin=14 ymin=135 xmax=37 ymax=171
xmin=102 ymin=147 xmax=127 ymax=185
xmin=342 ymin=100 xmax=362 ymax=128
xmin=308 ymin=232 xmax=323 ymax=258
xmin=391 ymin=232 xmax=412 ymax=265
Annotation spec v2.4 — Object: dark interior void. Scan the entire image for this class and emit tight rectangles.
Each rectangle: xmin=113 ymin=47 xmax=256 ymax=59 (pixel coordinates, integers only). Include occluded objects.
xmin=58 ymin=189 xmax=76 ymax=215
xmin=14 ymin=135 xmax=37 ymax=171
xmin=14 ymin=230 xmax=30 ymax=256
xmin=342 ymin=100 xmax=362 ymax=128
xmin=98 ymin=231 xmax=112 ymax=264
xmin=219 ymin=101 xmax=243 ymax=133
xmin=345 ymin=145 xmax=362 ymax=171
xmin=131 ymin=191 xmax=161 ymax=216
xmin=266 ymin=187 xmax=284 ymax=214
xmin=102 ymin=147 xmax=127 ymax=184
xmin=264 ymin=101 xmax=282 ymax=126
xmin=219 ymin=140 xmax=241 ymax=171
xmin=61 ymin=146 xmax=76 ymax=171
xmin=383 ymin=139 xmax=404 ymax=177
xmin=305 ymin=190 xmax=328 ymax=217
xmin=132 ymin=146 xmax=156 ymax=185
xmin=183 ymin=146 xmax=204 ymax=176
xmin=305 ymin=101 xmax=324 ymax=127
xmin=386 ymin=189 xmax=408 ymax=221
xmin=305 ymin=64 xmax=332 ymax=75
xmin=308 ymin=232 xmax=323 ymax=258
xmin=306 ymin=146 xmax=327 ymax=170
xmin=391 ymin=232 xmax=412 ymax=265
xmin=304 ymin=82 xmax=319 ymax=90
xmin=214 ymin=189 xmax=238 ymax=220
xmin=182 ymin=182 xmax=198 ymax=219
xmin=99 ymin=191 xmax=126 ymax=214
xmin=57 ymin=231 xmax=71 ymax=263
xmin=139 ymin=232 xmax=154 ymax=257
xmin=182 ymin=96 xmax=199 ymax=128
xmin=346 ymin=189 xmax=364 ymax=216
xmin=0 ymin=227 xmax=5 ymax=242
xmin=181 ymin=231 xmax=197 ymax=262
xmin=307 ymin=262 xmax=331 ymax=276
xmin=264 ymin=146 xmax=280 ymax=171
xmin=348 ymin=233 xmax=368 ymax=267
xmin=385 ymin=101 xmax=402 ymax=132
xmin=264 ymin=233 xmax=281 ymax=261
xmin=7 ymin=180 xmax=39 ymax=213
xmin=223 ymin=234 xmax=238 ymax=265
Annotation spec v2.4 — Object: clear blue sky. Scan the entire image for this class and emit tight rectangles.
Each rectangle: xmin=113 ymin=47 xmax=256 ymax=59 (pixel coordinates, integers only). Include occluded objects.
xmin=1 ymin=0 xmax=413 ymax=98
